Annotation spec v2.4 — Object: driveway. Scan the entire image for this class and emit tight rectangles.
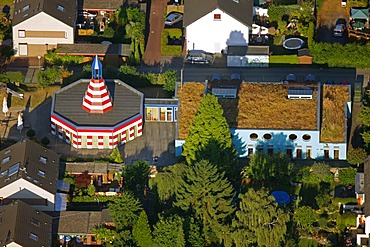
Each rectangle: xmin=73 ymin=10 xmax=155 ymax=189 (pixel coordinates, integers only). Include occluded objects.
xmin=142 ymin=0 xmax=169 ymax=66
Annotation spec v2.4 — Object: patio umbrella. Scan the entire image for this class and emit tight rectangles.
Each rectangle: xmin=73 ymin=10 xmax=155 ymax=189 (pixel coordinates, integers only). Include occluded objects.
xmin=352 ymin=21 xmax=365 ymax=29
xmin=17 ymin=112 xmax=23 ymax=132
xmin=2 ymin=97 xmax=8 ymax=116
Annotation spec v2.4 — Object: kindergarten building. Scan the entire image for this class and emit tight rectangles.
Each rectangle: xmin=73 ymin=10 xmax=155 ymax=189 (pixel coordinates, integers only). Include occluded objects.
xmin=175 ymin=80 xmax=351 ymax=160
xmin=51 ymin=56 xmax=144 ymax=149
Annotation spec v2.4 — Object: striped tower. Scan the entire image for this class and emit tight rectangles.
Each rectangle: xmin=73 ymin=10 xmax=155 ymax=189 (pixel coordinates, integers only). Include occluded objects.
xmin=82 ymin=56 xmax=113 ymax=114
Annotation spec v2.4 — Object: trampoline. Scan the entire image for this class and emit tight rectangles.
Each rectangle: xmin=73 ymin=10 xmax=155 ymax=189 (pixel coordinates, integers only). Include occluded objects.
xmin=283 ymin=38 xmax=304 ymax=50
xmin=271 ymin=191 xmax=291 ymax=205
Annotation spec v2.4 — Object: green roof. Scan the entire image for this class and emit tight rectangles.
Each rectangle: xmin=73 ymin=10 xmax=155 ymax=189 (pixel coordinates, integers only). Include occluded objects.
xmin=351 ymin=8 xmax=369 ymax=20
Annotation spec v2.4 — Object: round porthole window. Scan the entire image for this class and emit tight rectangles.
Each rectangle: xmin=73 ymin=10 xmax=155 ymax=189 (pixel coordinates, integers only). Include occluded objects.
xmin=302 ymin=134 xmax=311 ymax=141
xmin=263 ymin=133 xmax=272 ymax=140
xmin=289 ymin=134 xmax=297 ymax=141
xmin=250 ymin=133 xmax=258 ymax=141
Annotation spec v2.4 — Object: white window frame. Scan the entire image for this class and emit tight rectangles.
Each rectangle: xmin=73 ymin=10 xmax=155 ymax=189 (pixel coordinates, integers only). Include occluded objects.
xmin=18 ymin=30 xmax=25 ymax=38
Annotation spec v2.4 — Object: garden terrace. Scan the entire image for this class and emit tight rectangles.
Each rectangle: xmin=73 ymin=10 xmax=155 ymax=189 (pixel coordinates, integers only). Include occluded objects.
xmin=236 ymin=83 xmax=318 ymax=130
xmin=177 ymin=82 xmax=205 ymax=139
xmin=320 ymin=85 xmax=350 ymax=143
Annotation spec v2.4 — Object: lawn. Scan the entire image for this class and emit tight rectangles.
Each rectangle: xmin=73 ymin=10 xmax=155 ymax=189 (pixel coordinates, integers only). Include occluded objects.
xmin=177 ymin=82 xmax=205 ymax=139
xmin=299 ymin=238 xmax=322 ymax=247
xmin=237 ymin=83 xmax=318 ymax=130
xmin=320 ymin=85 xmax=350 ymax=143
xmin=270 ymin=55 xmax=299 ymax=64
xmin=3 ymin=85 xmax=61 ymax=109
xmin=0 ymin=0 xmax=12 ymax=4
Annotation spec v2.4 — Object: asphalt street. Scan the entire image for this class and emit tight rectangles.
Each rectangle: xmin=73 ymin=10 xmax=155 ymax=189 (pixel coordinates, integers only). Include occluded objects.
xmin=138 ymin=66 xmax=357 ymax=84
xmin=183 ymin=66 xmax=357 ymax=84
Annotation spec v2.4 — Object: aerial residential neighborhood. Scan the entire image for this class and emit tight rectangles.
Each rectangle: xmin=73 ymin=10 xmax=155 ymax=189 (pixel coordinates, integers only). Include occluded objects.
xmin=0 ymin=0 xmax=370 ymax=246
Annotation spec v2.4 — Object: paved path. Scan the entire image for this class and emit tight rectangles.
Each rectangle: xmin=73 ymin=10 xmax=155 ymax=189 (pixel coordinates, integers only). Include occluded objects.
xmin=142 ymin=0 xmax=168 ymax=66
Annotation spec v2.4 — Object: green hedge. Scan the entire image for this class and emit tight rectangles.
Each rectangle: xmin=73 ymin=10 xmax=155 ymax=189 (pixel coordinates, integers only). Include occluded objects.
xmin=161 ymin=28 xmax=183 ymax=56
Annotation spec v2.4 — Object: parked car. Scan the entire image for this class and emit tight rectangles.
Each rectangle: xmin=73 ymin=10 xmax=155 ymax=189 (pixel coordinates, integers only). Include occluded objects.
xmin=186 ymin=50 xmax=213 ymax=64
xmin=333 ymin=24 xmax=345 ymax=37
xmin=165 ymin=12 xmax=183 ymax=26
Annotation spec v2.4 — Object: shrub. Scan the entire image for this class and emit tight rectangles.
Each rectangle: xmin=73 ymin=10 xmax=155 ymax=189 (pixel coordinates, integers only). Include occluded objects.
xmin=336 ymin=212 xmax=357 ymax=230
xmin=37 ymin=67 xmax=61 ymax=87
xmin=41 ymin=136 xmax=50 ymax=146
xmin=45 ymin=50 xmax=82 ymax=66
xmin=87 ymin=184 xmax=96 ymax=196
xmin=339 ymin=167 xmax=357 ymax=185
xmin=347 ymin=148 xmax=367 ymax=165
xmin=157 ymin=70 xmax=177 ymax=92
xmin=26 ymin=129 xmax=36 ymax=138
xmin=0 ymin=45 xmax=14 ymax=58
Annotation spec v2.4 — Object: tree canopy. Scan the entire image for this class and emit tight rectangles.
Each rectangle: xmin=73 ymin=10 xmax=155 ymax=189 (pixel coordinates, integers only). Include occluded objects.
xmin=181 ymin=94 xmax=237 ymax=175
xmin=294 ymin=206 xmax=318 ymax=231
xmin=231 ymin=188 xmax=289 ymax=247
xmin=153 ymin=215 xmax=185 ymax=247
xmin=132 ymin=211 xmax=152 ymax=247
xmin=175 ymin=160 xmax=234 ymax=244
xmin=123 ymin=160 xmax=150 ymax=197
xmin=339 ymin=167 xmax=357 ymax=185
xmin=347 ymin=148 xmax=367 ymax=165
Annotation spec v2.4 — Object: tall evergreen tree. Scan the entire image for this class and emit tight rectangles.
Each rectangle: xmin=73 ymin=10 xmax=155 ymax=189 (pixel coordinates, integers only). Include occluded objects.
xmin=153 ymin=215 xmax=185 ymax=247
xmin=108 ymin=191 xmax=142 ymax=231
xmin=132 ymin=211 xmax=152 ymax=247
xmin=181 ymin=94 xmax=237 ymax=175
xmin=231 ymin=188 xmax=289 ymax=247
xmin=149 ymin=163 xmax=187 ymax=202
xmin=175 ymin=160 xmax=234 ymax=244
xmin=123 ymin=160 xmax=150 ymax=197
xmin=184 ymin=216 xmax=205 ymax=247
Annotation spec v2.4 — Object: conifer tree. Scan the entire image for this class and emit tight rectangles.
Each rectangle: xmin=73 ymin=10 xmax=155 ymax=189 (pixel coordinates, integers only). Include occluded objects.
xmin=132 ymin=211 xmax=152 ymax=247
xmin=153 ymin=215 xmax=185 ymax=247
xmin=182 ymin=94 xmax=237 ymax=175
xmin=175 ymin=160 xmax=234 ymax=244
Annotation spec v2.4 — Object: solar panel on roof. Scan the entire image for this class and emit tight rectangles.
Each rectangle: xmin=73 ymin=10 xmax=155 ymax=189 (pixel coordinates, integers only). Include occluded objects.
xmin=288 ymin=88 xmax=313 ymax=95
xmin=212 ymin=88 xmax=237 ymax=98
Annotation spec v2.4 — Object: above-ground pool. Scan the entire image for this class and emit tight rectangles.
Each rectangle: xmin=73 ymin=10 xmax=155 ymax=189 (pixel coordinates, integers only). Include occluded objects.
xmin=283 ymin=38 xmax=304 ymax=50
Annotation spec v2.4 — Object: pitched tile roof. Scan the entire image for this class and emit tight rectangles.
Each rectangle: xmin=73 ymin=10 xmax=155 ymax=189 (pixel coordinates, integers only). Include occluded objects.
xmin=13 ymin=0 xmax=76 ymax=27
xmin=54 ymin=211 xmax=103 ymax=234
xmin=0 ymin=139 xmax=60 ymax=195
xmin=183 ymin=0 xmax=253 ymax=27
xmin=0 ymin=200 xmax=52 ymax=247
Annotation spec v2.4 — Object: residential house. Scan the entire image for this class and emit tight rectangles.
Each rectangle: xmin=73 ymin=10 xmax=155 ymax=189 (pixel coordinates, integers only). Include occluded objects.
xmin=355 ymin=156 xmax=370 ymax=246
xmin=175 ymin=80 xmax=351 ymax=160
xmin=0 ymin=139 xmax=60 ymax=211
xmin=12 ymin=0 xmax=76 ymax=57
xmin=0 ymin=200 xmax=52 ymax=247
xmin=54 ymin=209 xmax=113 ymax=246
xmin=79 ymin=0 xmax=125 ymax=16
xmin=183 ymin=0 xmax=253 ymax=53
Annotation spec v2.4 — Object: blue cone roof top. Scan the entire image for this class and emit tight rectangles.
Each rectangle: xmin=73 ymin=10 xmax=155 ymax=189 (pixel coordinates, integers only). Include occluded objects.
xmin=92 ymin=55 xmax=102 ymax=79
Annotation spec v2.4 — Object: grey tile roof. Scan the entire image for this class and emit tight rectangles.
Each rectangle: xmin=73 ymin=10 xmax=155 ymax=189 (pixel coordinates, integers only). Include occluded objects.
xmin=0 ymin=139 xmax=60 ymax=195
xmin=82 ymin=0 xmax=125 ymax=10
xmin=57 ymin=44 xmax=132 ymax=57
xmin=65 ymin=162 xmax=123 ymax=174
xmin=53 ymin=79 xmax=143 ymax=126
xmin=55 ymin=211 xmax=103 ymax=234
xmin=0 ymin=200 xmax=52 ymax=247
xmin=227 ymin=45 xmax=269 ymax=55
xmin=13 ymin=0 xmax=76 ymax=27
xmin=183 ymin=0 xmax=253 ymax=27
xmin=144 ymin=98 xmax=179 ymax=105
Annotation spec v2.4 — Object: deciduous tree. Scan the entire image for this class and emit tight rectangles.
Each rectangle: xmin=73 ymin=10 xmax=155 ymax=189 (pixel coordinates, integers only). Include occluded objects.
xmin=231 ymin=188 xmax=289 ymax=247
xmin=123 ymin=160 xmax=150 ymax=197
xmin=175 ymin=160 xmax=234 ymax=244
xmin=347 ymin=148 xmax=367 ymax=166
xmin=294 ymin=206 xmax=318 ymax=231
xmin=339 ymin=167 xmax=357 ymax=185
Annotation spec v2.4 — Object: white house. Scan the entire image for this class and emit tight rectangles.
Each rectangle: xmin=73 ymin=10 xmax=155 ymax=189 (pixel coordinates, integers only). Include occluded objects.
xmin=0 ymin=139 xmax=60 ymax=211
xmin=12 ymin=0 xmax=76 ymax=57
xmin=183 ymin=0 xmax=253 ymax=53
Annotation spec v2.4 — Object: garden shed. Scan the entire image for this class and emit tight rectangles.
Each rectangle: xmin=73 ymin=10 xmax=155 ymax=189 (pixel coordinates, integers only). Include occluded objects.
xmin=298 ymin=48 xmax=312 ymax=65
xmin=350 ymin=8 xmax=369 ymax=21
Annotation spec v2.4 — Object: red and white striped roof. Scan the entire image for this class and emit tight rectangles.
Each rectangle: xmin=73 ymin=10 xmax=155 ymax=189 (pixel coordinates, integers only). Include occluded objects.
xmin=82 ymin=56 xmax=113 ymax=114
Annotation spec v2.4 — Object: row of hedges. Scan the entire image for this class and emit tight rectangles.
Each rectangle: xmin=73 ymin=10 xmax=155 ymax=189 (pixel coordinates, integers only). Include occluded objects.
xmin=161 ymin=28 xmax=183 ymax=56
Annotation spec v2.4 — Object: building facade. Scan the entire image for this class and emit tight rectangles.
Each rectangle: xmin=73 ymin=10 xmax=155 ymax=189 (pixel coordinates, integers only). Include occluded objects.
xmin=51 ymin=56 xmax=144 ymax=149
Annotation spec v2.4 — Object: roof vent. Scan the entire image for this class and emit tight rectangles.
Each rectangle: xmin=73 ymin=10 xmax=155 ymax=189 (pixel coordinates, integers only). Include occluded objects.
xmin=288 ymin=86 xmax=313 ymax=99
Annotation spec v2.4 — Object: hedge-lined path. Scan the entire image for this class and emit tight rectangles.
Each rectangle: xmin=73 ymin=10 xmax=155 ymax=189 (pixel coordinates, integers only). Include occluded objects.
xmin=142 ymin=0 xmax=168 ymax=66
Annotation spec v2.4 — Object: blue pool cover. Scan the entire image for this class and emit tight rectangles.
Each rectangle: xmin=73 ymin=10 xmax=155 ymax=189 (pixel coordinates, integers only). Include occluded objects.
xmin=271 ymin=191 xmax=291 ymax=204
